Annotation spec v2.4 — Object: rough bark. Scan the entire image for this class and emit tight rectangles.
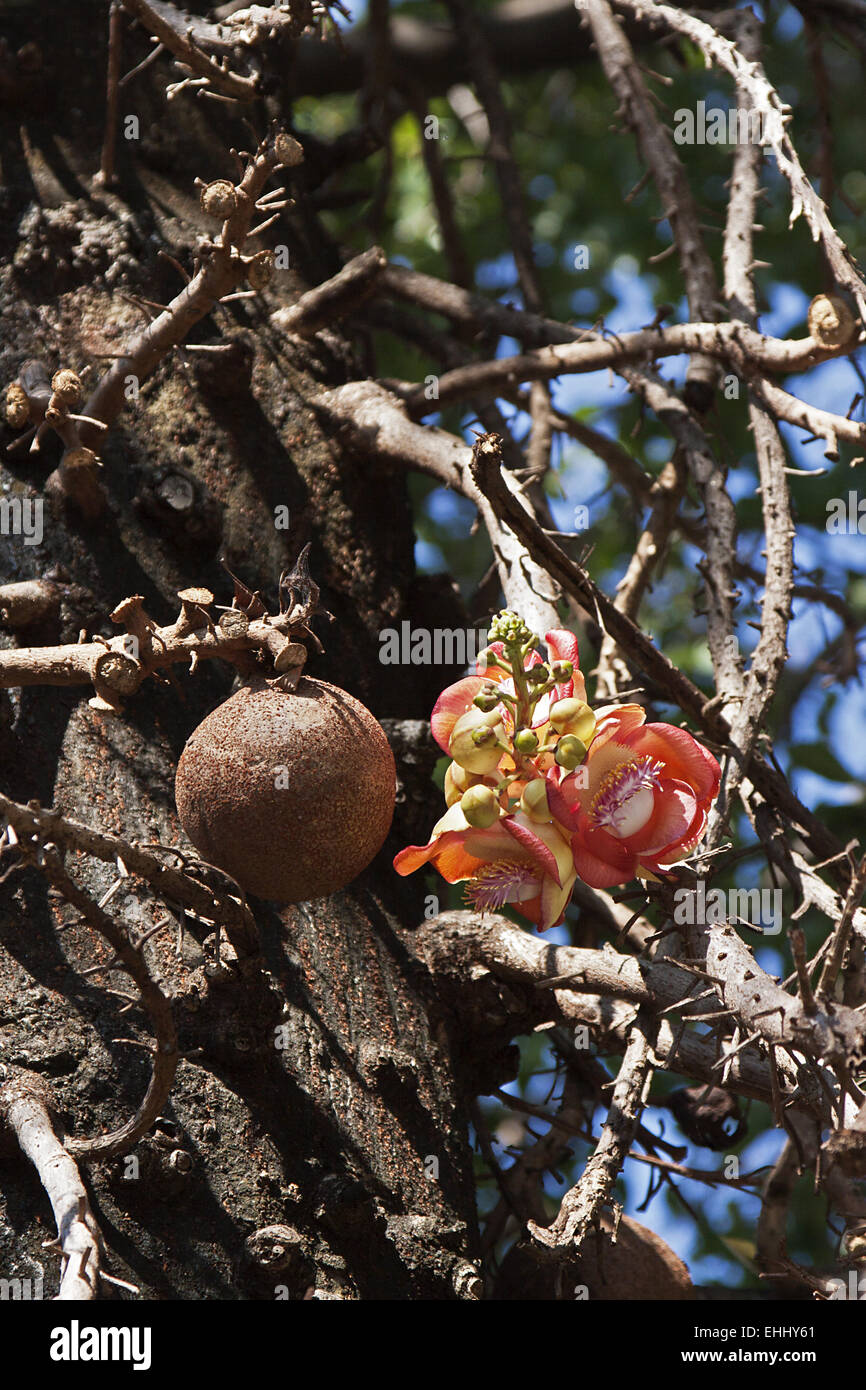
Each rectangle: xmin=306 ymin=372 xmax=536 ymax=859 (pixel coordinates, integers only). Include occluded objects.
xmin=0 ymin=1 xmax=477 ymax=1300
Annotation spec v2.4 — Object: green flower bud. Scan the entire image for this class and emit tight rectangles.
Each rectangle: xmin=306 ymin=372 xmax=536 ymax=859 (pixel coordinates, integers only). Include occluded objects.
xmin=555 ymin=735 xmax=588 ymax=770
xmin=514 ymin=728 xmax=539 ymax=754
xmin=549 ymin=698 xmax=596 ymax=743
xmin=551 ymin=660 xmax=574 ymax=681
xmin=489 ymin=609 xmax=532 ymax=649
xmin=460 ymin=785 xmax=500 ymax=828
xmin=520 ymin=778 xmax=551 ymax=823
xmin=525 ymin=664 xmax=551 ymax=686
xmin=473 ymin=689 xmax=501 ymax=713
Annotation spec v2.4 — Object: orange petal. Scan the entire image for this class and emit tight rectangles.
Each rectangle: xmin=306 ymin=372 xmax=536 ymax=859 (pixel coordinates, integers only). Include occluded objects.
xmin=393 ymin=830 xmax=486 ymax=883
xmin=591 ymin=704 xmax=647 ymax=752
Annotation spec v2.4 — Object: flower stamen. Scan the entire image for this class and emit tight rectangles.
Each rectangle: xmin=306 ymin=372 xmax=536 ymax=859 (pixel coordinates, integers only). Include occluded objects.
xmin=465 ymin=859 xmax=539 ymax=910
xmin=590 ymin=756 xmax=664 ymax=835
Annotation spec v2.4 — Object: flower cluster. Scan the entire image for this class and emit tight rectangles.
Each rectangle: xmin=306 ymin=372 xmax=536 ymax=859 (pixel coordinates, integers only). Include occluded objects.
xmin=393 ymin=611 xmax=720 ymax=931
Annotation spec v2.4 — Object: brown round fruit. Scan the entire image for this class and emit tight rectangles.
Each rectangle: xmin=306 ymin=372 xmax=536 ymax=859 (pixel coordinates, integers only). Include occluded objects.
xmin=175 ymin=678 xmax=396 ymax=903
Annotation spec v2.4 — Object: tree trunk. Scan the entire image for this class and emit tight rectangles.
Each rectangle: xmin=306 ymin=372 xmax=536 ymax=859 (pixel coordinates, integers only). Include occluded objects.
xmin=0 ymin=1 xmax=480 ymax=1300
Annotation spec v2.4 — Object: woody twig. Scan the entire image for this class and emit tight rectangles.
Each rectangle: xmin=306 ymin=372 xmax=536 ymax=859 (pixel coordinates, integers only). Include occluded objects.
xmin=39 ymin=851 xmax=178 ymax=1163
xmin=0 ymin=787 xmax=259 ymax=958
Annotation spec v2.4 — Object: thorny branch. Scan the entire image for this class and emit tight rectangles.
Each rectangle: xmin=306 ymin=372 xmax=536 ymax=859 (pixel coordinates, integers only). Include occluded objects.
xmin=529 ymin=1007 xmax=657 ymax=1251
xmin=0 ymin=790 xmax=259 ymax=959
xmin=613 ymin=0 xmax=866 ymax=323
xmin=0 ymin=554 xmax=329 ymax=713
xmin=388 ymin=319 xmax=863 ymax=420
xmin=5 ymin=131 xmax=303 ymax=517
xmin=83 ymin=131 xmax=303 ymax=437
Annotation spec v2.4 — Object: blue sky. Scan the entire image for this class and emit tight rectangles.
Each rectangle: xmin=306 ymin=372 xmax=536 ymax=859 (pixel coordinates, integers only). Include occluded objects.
xmin=423 ymin=240 xmax=865 ymax=1284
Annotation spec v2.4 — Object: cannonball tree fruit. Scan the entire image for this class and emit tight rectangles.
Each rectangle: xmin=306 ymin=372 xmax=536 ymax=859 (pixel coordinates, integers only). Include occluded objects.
xmin=175 ymin=677 xmax=396 ymax=903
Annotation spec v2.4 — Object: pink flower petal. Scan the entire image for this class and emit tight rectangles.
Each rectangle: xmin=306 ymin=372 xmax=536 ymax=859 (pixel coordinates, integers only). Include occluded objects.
xmin=651 ymin=808 xmax=708 ymax=868
xmin=627 ymin=723 xmax=720 ymax=802
xmin=627 ymin=782 xmax=698 ymax=855
xmin=501 ymin=816 xmax=562 ymax=885
xmin=545 ymin=629 xmax=578 ymax=700
xmin=545 ymin=776 xmax=583 ymax=832
xmin=571 ymin=827 xmax=637 ymax=889
xmin=430 ymin=676 xmax=485 ymax=753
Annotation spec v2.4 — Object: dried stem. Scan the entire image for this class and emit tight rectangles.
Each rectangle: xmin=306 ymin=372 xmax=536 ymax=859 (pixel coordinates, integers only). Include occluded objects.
xmin=528 ymin=1007 xmax=656 ymax=1251
xmin=96 ymin=1 xmax=123 ymax=187
xmin=271 ymin=246 xmax=387 ymax=337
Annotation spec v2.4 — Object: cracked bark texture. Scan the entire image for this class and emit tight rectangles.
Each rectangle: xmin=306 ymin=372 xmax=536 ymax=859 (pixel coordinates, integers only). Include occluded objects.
xmin=0 ymin=0 xmax=477 ymax=1300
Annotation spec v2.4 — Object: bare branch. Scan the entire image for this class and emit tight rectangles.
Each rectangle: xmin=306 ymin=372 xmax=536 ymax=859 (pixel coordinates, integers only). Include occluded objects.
xmin=612 ymin=0 xmax=866 ymax=322
xmin=706 ymin=7 xmax=794 ymax=846
xmin=594 ymin=455 xmax=686 ymax=698
xmin=0 ymin=585 xmax=316 ymax=714
xmin=0 ymin=790 xmax=259 ymax=959
xmin=119 ymin=0 xmax=260 ymax=101
xmin=271 ymin=246 xmax=387 ymax=337
xmin=0 ymin=1072 xmax=103 ymax=1297
xmin=585 ymin=0 xmax=720 ymax=404
xmin=393 ymin=320 xmax=860 ymax=418
xmin=528 ymin=1007 xmax=656 ymax=1250
xmin=818 ymin=853 xmax=866 ymax=1001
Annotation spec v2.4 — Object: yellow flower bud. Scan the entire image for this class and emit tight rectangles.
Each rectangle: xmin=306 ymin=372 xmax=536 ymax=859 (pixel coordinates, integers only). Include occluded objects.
xmin=449 ymin=709 xmax=506 ymax=773
xmin=445 ymin=761 xmax=485 ymax=806
xmin=520 ymin=778 xmax=551 ymax=823
xmin=460 ymin=785 xmax=500 ymax=828
xmin=555 ymin=735 xmax=587 ymax=770
xmin=549 ymin=698 xmax=596 ymax=743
